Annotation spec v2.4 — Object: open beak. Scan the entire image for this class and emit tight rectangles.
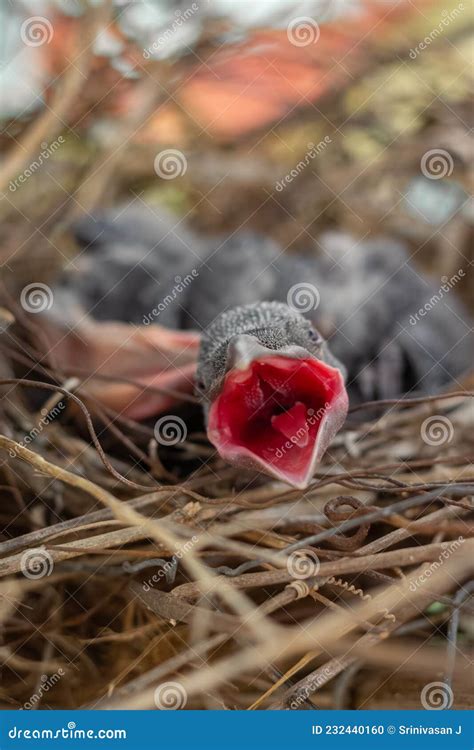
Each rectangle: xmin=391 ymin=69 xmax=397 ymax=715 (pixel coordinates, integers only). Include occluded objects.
xmin=207 ymin=336 xmax=348 ymax=489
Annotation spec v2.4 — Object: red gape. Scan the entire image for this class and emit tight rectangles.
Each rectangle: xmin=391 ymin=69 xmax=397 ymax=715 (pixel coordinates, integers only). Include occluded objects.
xmin=207 ymin=356 xmax=348 ymax=488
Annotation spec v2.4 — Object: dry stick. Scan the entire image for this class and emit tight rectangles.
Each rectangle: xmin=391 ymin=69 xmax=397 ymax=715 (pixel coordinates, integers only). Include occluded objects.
xmin=0 ymin=493 xmax=177 ymax=557
xmin=215 ymin=484 xmax=473 ymax=575
xmin=0 ymin=437 xmax=276 ymax=643
xmin=92 ymin=633 xmax=227 ymax=709
xmin=69 ymin=73 xmax=163 ymax=215
xmin=0 ymin=5 xmax=108 ymax=194
xmin=0 ymin=647 xmax=65 ymax=674
xmin=271 ymin=536 xmax=474 ymax=708
xmin=284 ymin=485 xmax=473 ymax=553
xmin=0 ymin=378 xmax=159 ymax=491
xmin=0 ymin=378 xmax=215 ymax=499
xmin=348 ymin=390 xmax=473 ymax=414
xmin=130 ymin=585 xmax=244 ymax=635
xmin=171 ymin=541 xmax=470 ymax=600
xmin=103 ymin=583 xmax=307 ymax=712
xmin=1 ymin=353 xmax=469 ymax=505
xmin=270 ymin=627 xmax=472 ymax=710
xmin=226 ymin=467 xmax=472 ymax=511
xmin=0 ymin=525 xmax=151 ymax=578
xmin=106 ymin=547 xmax=473 ymax=709
xmin=0 ymin=475 xmax=240 ymax=558
xmin=249 ymin=583 xmax=366 ymax=710
xmin=216 ymin=550 xmax=474 ymax=705
xmin=0 ymin=508 xmax=287 ymax=579
xmin=357 ymin=505 xmax=469 ymax=556
xmin=444 ymin=580 xmax=474 ymax=688
xmin=269 ymin=563 xmax=463 ymax=711
xmin=248 ymin=584 xmax=464 ymax=711
xmin=333 ymin=660 xmax=364 ymax=709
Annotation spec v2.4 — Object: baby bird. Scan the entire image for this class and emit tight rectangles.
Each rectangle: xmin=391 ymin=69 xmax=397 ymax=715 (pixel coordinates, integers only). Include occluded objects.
xmin=42 ymin=203 xmax=471 ymax=487
xmin=196 ymin=302 xmax=347 ymax=488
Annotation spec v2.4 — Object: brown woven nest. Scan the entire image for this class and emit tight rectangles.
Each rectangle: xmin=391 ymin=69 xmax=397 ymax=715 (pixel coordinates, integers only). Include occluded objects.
xmin=0 ymin=320 xmax=472 ymax=709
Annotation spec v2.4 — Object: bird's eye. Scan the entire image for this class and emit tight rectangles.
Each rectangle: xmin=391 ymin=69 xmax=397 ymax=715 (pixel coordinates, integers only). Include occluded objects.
xmin=308 ymin=329 xmax=321 ymax=343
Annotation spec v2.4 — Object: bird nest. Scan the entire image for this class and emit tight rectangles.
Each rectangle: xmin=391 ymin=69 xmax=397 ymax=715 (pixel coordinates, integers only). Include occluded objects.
xmin=0 ymin=317 xmax=472 ymax=710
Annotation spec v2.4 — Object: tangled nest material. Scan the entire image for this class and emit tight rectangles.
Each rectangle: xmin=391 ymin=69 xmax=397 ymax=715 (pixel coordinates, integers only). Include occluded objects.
xmin=0 ymin=313 xmax=472 ymax=709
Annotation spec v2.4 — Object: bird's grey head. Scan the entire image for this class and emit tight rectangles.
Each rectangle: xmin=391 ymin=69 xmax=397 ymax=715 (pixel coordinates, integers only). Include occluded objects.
xmin=196 ymin=302 xmax=348 ymax=489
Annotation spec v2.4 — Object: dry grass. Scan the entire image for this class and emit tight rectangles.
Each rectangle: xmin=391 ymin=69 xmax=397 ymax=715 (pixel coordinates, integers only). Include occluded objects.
xmin=0 ymin=326 xmax=472 ymax=708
